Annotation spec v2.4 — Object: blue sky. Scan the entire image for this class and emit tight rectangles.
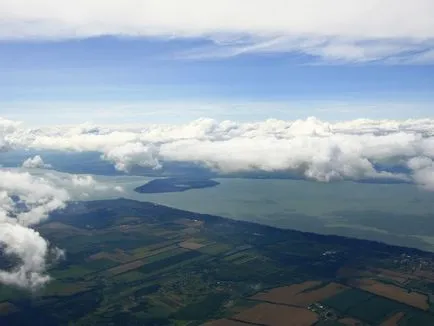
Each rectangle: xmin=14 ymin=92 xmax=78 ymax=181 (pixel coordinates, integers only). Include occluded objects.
xmin=1 ymin=1 xmax=434 ymax=124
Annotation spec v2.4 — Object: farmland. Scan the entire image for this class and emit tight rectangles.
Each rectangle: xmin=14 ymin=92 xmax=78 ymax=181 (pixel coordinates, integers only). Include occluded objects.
xmin=353 ymin=279 xmax=429 ymax=310
xmin=233 ymin=303 xmax=318 ymax=326
xmin=380 ymin=312 xmax=405 ymax=326
xmin=252 ymin=281 xmax=347 ymax=306
xmin=2 ymin=199 xmax=434 ymax=325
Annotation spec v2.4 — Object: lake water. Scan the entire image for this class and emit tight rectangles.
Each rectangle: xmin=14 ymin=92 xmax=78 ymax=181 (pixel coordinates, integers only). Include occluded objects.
xmin=85 ymin=175 xmax=434 ymax=252
xmin=15 ymin=167 xmax=434 ymax=251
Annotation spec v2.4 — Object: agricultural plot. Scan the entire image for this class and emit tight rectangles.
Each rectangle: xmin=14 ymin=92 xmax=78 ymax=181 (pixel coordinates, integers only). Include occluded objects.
xmin=139 ymin=250 xmax=203 ymax=274
xmin=346 ymin=296 xmax=406 ymax=325
xmin=398 ymin=310 xmax=434 ymax=326
xmin=199 ymin=243 xmax=233 ymax=255
xmin=204 ymin=319 xmax=248 ymax=326
xmin=380 ymin=312 xmax=405 ymax=326
xmin=354 ymin=279 xmax=429 ymax=310
xmin=178 ymin=240 xmax=206 ymax=250
xmin=374 ymin=268 xmax=415 ymax=284
xmin=106 ymin=259 xmax=147 ymax=276
xmin=233 ymin=303 xmax=319 ymax=326
xmin=253 ymin=281 xmax=347 ymax=307
xmin=172 ymin=293 xmax=229 ymax=321
xmin=322 ymin=288 xmax=374 ymax=313
xmin=89 ymin=249 xmax=132 ymax=263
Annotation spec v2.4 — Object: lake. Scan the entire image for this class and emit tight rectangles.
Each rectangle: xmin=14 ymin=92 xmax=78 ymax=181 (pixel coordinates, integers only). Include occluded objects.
xmin=84 ymin=174 xmax=434 ymax=252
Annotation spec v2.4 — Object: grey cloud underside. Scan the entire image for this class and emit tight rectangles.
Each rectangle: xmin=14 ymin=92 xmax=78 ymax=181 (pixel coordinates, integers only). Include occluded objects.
xmin=3 ymin=117 xmax=434 ymax=189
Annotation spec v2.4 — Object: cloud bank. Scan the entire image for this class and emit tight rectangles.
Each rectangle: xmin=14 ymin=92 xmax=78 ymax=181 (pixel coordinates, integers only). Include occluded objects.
xmin=1 ymin=0 xmax=434 ymax=63
xmin=3 ymin=116 xmax=434 ymax=188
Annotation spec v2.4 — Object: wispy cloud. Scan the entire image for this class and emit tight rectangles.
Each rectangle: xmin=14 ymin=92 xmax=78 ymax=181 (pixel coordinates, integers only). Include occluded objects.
xmin=178 ymin=36 xmax=434 ymax=64
xmin=1 ymin=0 xmax=434 ymax=63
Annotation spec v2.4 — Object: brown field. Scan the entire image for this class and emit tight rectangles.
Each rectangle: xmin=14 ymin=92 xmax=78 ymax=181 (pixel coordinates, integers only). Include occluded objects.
xmin=89 ymin=249 xmax=132 ymax=263
xmin=374 ymin=268 xmax=417 ymax=284
xmin=234 ymin=303 xmax=318 ymax=326
xmin=339 ymin=317 xmax=363 ymax=325
xmin=253 ymin=282 xmax=347 ymax=307
xmin=0 ymin=302 xmax=18 ymax=315
xmin=89 ymin=252 xmax=111 ymax=261
xmin=106 ymin=259 xmax=145 ymax=276
xmin=354 ymin=279 xmax=429 ymax=310
xmin=253 ymin=281 xmax=321 ymax=300
xmin=132 ymin=244 xmax=178 ymax=260
xmin=380 ymin=312 xmax=406 ymax=326
xmin=179 ymin=241 xmax=205 ymax=250
xmin=203 ymin=319 xmax=248 ymax=326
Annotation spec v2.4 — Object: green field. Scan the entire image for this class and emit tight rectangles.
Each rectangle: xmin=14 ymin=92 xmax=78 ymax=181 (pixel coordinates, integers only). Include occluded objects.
xmin=322 ymin=288 xmax=374 ymax=312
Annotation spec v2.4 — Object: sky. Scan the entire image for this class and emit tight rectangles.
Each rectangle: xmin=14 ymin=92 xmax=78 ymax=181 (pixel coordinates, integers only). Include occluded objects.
xmin=1 ymin=0 xmax=434 ymax=124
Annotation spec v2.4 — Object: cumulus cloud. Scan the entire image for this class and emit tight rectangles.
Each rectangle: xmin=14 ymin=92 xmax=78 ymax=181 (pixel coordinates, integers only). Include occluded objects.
xmin=0 ymin=118 xmax=21 ymax=152
xmin=407 ymin=157 xmax=434 ymax=191
xmin=0 ymin=168 xmax=121 ymax=290
xmin=3 ymin=116 xmax=434 ymax=189
xmin=0 ymin=224 xmax=52 ymax=289
xmin=0 ymin=1 xmax=434 ymax=63
xmin=22 ymin=155 xmax=52 ymax=169
xmin=103 ymin=142 xmax=161 ymax=172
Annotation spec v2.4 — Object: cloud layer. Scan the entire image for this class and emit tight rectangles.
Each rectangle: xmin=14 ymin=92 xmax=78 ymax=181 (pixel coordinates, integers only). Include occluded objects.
xmin=3 ymin=116 xmax=434 ymax=188
xmin=1 ymin=0 xmax=434 ymax=62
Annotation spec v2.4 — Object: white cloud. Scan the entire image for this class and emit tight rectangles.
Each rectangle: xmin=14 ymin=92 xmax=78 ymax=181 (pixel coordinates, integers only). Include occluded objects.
xmin=407 ymin=157 xmax=434 ymax=191
xmin=103 ymin=142 xmax=161 ymax=172
xmin=0 ymin=118 xmax=21 ymax=151
xmin=0 ymin=223 xmax=51 ymax=289
xmin=22 ymin=155 xmax=52 ymax=169
xmin=0 ymin=168 xmax=121 ymax=290
xmin=3 ymin=116 xmax=434 ymax=189
xmin=0 ymin=0 xmax=434 ymax=63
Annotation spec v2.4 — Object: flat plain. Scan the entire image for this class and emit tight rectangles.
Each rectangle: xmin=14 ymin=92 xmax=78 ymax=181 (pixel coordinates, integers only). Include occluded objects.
xmin=1 ymin=198 xmax=434 ymax=325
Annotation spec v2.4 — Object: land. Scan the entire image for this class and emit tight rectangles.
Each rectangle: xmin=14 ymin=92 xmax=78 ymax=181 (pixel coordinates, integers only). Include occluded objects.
xmin=2 ymin=199 xmax=434 ymax=325
xmin=134 ymin=178 xmax=220 ymax=193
